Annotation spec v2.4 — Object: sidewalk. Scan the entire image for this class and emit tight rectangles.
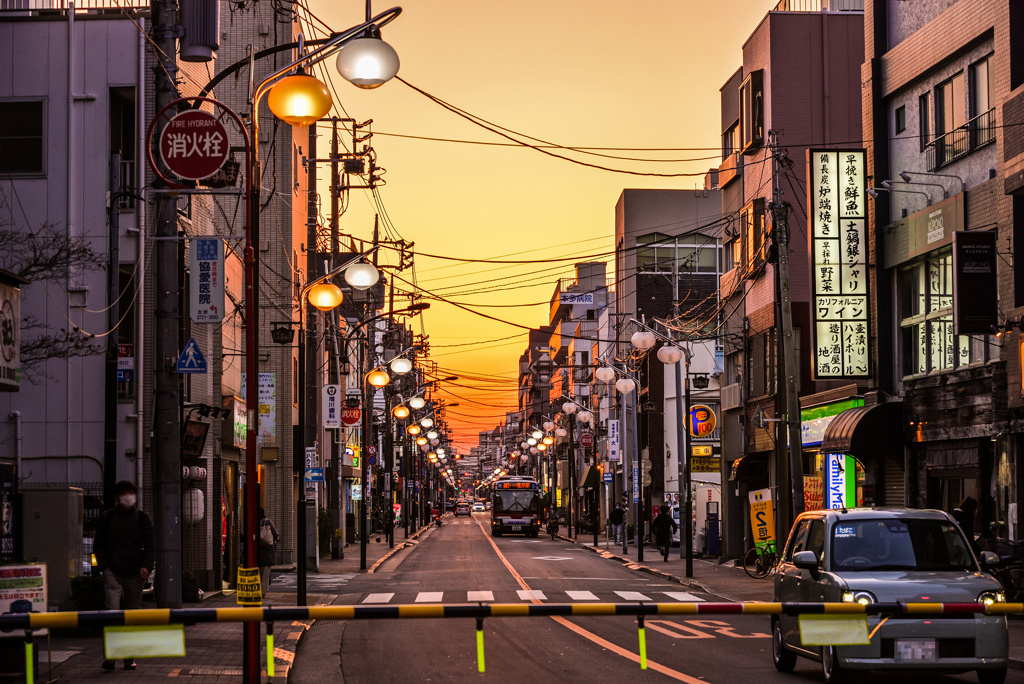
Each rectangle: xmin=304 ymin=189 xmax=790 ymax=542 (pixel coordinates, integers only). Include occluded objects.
xmin=567 ymin=533 xmax=1024 ymax=669
xmin=28 ymin=528 xmax=429 ymax=683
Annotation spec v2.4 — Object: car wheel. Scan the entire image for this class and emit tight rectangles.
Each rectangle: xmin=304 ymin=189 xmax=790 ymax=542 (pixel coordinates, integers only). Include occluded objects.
xmin=772 ymin=619 xmax=796 ymax=672
xmin=820 ymin=646 xmax=847 ymax=684
xmin=977 ymin=668 xmax=1008 ymax=684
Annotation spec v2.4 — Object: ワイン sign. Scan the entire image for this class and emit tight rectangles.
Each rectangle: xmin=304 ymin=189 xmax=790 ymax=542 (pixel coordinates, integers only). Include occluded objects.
xmin=158 ymin=110 xmax=230 ymax=181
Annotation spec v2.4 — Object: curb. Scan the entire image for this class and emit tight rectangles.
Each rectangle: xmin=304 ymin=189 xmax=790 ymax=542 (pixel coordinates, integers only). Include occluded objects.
xmin=559 ymin=534 xmax=714 ymax=594
xmin=367 ymin=525 xmax=430 ymax=573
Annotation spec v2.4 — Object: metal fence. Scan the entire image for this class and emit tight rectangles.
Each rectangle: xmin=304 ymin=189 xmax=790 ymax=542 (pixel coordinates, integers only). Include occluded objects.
xmin=926 ymin=108 xmax=996 ymax=170
xmin=0 ymin=0 xmax=147 ymax=11
xmin=773 ymin=0 xmax=864 ymax=11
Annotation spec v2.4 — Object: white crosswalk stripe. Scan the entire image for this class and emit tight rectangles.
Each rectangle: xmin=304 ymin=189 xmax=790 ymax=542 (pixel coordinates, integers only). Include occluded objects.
xmin=467 ymin=591 xmax=494 ymax=602
xmin=416 ymin=592 xmax=444 ymax=602
xmin=517 ymin=590 xmax=546 ymax=601
xmin=565 ymin=590 xmax=599 ymax=601
xmin=662 ymin=592 xmax=704 ymax=602
xmin=362 ymin=593 xmax=394 ymax=604
xmin=614 ymin=591 xmax=652 ymax=601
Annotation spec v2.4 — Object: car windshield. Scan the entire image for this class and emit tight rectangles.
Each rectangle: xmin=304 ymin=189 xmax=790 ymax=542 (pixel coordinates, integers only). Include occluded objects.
xmin=493 ymin=491 xmax=541 ymax=514
xmin=831 ymin=518 xmax=976 ymax=572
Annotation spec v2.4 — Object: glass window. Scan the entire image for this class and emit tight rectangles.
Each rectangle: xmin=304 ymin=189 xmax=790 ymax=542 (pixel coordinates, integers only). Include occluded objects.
xmin=895 ymin=105 xmax=906 ymax=134
xmin=0 ymin=100 xmax=44 ymax=175
xmin=919 ymin=92 xmax=931 ymax=152
xmin=936 ymin=73 xmax=965 ymax=135
xmin=805 ymin=519 xmax=826 ymax=564
xmin=830 ymin=518 xmax=974 ymax=571
xmin=898 ymin=250 xmax=982 ymax=377
xmin=970 ymin=56 xmax=993 ymax=117
xmin=784 ymin=520 xmax=810 ymax=562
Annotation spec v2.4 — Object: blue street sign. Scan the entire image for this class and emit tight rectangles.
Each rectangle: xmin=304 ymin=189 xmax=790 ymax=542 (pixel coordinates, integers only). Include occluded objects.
xmin=602 ymin=472 xmax=613 ymax=483
xmin=304 ymin=468 xmax=324 ymax=482
xmin=177 ymin=337 xmax=207 ymax=374
xmin=368 ymin=455 xmax=377 ymax=466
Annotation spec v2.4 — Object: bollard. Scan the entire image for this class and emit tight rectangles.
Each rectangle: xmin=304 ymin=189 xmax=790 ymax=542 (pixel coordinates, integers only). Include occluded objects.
xmin=475 ymin=617 xmax=485 ymax=673
xmin=637 ymin=615 xmax=647 ymax=670
xmin=24 ymin=630 xmax=34 ymax=684
xmin=266 ymin=622 xmax=275 ymax=677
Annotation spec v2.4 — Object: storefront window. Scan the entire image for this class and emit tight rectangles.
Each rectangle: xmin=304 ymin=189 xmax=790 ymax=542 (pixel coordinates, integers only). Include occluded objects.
xmin=899 ymin=250 xmax=980 ymax=377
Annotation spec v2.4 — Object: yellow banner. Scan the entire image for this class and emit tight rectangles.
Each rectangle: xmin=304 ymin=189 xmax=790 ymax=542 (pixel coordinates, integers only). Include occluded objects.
xmin=236 ymin=567 xmax=262 ymax=606
xmin=748 ymin=488 xmax=775 ymax=546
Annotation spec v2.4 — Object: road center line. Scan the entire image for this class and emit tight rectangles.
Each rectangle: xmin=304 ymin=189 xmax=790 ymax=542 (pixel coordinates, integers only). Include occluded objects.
xmin=473 ymin=519 xmax=705 ymax=684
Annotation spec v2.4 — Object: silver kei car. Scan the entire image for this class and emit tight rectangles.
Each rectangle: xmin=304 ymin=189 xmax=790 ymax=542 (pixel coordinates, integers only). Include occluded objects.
xmin=772 ymin=507 xmax=1008 ymax=684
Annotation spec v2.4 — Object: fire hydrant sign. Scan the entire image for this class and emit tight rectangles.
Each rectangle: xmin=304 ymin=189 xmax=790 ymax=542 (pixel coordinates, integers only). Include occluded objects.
xmin=159 ymin=110 xmax=230 ymax=181
xmin=190 ymin=238 xmax=224 ymax=323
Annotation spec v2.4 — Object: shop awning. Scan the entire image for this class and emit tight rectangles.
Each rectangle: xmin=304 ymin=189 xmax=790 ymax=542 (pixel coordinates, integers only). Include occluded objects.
xmin=820 ymin=402 xmax=903 ymax=454
xmin=579 ymin=465 xmax=600 ymax=489
xmin=729 ymin=453 xmax=769 ymax=482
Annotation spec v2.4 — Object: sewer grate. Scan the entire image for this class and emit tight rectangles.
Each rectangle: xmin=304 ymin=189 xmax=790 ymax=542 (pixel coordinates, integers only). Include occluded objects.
xmin=181 ymin=667 xmax=245 ymax=676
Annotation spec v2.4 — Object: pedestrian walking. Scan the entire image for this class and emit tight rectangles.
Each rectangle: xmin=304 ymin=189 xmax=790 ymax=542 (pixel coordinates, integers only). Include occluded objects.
xmin=652 ymin=506 xmax=678 ymax=562
xmin=609 ymin=505 xmax=625 ymax=544
xmin=258 ymin=507 xmax=279 ymax=598
xmin=952 ymin=496 xmax=981 ymax=556
xmin=94 ymin=480 xmax=155 ymax=671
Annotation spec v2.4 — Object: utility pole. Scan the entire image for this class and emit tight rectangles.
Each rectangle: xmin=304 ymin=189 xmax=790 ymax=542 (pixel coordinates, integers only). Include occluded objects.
xmin=671 ymin=247 xmax=693 ymax=574
xmin=329 ymin=119 xmax=344 ymax=561
xmin=104 ymin=153 xmax=121 ymax=511
xmin=149 ymin=0 xmax=183 ymax=610
xmin=769 ymin=130 xmax=805 ymax=531
xmin=299 ymin=122 xmax=318 ymax=606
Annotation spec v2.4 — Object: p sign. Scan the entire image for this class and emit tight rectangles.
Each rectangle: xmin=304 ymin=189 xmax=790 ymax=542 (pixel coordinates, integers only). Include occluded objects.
xmin=748 ymin=488 xmax=775 ymax=547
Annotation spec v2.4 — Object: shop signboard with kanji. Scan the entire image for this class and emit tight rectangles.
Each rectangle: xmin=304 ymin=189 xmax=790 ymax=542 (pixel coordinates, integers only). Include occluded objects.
xmin=808 ymin=149 xmax=870 ymax=379
xmin=189 ymin=238 xmax=224 ymax=323
xmin=158 ymin=110 xmax=230 ymax=181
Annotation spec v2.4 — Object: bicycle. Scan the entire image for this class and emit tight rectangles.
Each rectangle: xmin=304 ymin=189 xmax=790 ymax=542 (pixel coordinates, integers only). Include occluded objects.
xmin=743 ymin=540 xmax=778 ymax=579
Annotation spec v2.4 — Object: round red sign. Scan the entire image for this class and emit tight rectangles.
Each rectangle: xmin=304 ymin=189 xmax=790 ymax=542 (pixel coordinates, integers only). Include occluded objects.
xmin=158 ymin=110 xmax=230 ymax=181
xmin=340 ymin=406 xmax=362 ymax=426
xmin=579 ymin=431 xmax=594 ymax=448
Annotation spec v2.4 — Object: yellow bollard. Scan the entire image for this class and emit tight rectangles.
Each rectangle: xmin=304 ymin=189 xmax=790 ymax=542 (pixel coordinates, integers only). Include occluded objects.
xmin=266 ymin=622 xmax=275 ymax=677
xmin=25 ymin=635 xmax=34 ymax=684
xmin=476 ymin=618 xmax=485 ymax=673
xmin=637 ymin=616 xmax=647 ymax=670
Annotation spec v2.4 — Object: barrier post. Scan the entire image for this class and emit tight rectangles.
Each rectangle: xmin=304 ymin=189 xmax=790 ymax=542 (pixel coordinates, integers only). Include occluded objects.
xmin=475 ymin=617 xmax=485 ymax=673
xmin=266 ymin=621 xmax=275 ymax=677
xmin=24 ymin=630 xmax=34 ymax=684
xmin=637 ymin=615 xmax=647 ymax=670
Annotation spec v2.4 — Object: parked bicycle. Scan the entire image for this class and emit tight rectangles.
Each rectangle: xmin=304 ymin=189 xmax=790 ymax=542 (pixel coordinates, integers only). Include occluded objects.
xmin=743 ymin=539 xmax=778 ymax=579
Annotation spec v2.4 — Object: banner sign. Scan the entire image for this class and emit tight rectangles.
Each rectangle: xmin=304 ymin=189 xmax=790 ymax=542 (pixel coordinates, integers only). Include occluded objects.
xmin=824 ymin=453 xmax=856 ymax=509
xmin=804 ymin=475 xmax=823 ymax=511
xmin=241 ymin=373 xmax=276 ymax=446
xmin=808 ymin=149 xmax=870 ymax=379
xmin=607 ymin=419 xmax=620 ymax=462
xmin=0 ymin=279 xmax=21 ymax=390
xmin=952 ymin=230 xmax=997 ymax=335
xmin=189 ymin=238 xmax=224 ymax=323
xmin=236 ymin=567 xmax=261 ymax=605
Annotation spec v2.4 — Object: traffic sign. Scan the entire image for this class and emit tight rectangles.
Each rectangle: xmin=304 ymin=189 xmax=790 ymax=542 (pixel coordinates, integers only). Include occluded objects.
xmin=177 ymin=338 xmax=207 ymax=374
xmin=159 ymin=109 xmax=230 ymax=181
xmin=304 ymin=467 xmax=324 ymax=482
xmin=579 ymin=431 xmax=594 ymax=448
xmin=602 ymin=472 xmax=613 ymax=483
xmin=341 ymin=405 xmax=361 ymax=426
xmin=368 ymin=455 xmax=377 ymax=466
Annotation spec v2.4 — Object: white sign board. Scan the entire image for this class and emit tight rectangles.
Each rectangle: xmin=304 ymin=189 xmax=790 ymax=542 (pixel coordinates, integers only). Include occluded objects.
xmin=241 ymin=373 xmax=276 ymax=446
xmin=809 ymin=150 xmax=869 ymax=379
xmin=323 ymin=384 xmax=341 ymax=429
xmin=607 ymin=419 xmax=620 ymax=462
xmin=559 ymin=292 xmax=594 ymax=305
xmin=189 ymin=238 xmax=224 ymax=323
xmin=0 ymin=563 xmax=47 ymax=637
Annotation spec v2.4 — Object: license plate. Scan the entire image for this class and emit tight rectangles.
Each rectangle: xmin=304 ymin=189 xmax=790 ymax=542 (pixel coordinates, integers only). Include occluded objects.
xmin=895 ymin=638 xmax=936 ymax=662
xmin=508 ymin=520 xmax=525 ymax=525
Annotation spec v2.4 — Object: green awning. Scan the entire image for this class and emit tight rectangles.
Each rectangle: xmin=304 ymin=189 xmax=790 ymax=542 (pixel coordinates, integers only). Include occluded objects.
xmin=580 ymin=465 xmax=600 ymax=489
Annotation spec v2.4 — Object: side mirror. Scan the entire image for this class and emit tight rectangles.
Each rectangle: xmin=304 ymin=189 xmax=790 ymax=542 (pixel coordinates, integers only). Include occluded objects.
xmin=793 ymin=550 xmax=821 ymax=580
xmin=980 ymin=550 xmax=1000 ymax=569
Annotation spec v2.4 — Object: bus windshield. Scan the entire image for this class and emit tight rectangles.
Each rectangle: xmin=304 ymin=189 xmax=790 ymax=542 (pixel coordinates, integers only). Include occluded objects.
xmin=493 ymin=490 xmax=541 ymax=514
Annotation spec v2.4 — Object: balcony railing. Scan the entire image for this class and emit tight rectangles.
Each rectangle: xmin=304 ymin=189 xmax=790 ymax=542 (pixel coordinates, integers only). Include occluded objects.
xmin=926 ymin=108 xmax=996 ymax=171
xmin=772 ymin=0 xmax=863 ymax=11
xmin=1 ymin=0 xmax=147 ymax=10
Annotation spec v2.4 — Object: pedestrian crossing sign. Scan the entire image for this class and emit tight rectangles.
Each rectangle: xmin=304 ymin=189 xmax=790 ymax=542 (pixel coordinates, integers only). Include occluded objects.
xmin=177 ymin=337 xmax=207 ymax=374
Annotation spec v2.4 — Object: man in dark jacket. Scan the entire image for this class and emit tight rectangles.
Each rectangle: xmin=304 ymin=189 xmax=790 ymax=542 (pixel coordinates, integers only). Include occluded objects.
xmin=652 ymin=507 xmax=678 ymax=562
xmin=94 ymin=480 xmax=155 ymax=670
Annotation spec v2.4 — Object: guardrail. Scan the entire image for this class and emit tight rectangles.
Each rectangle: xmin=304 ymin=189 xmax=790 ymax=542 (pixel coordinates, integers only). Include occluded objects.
xmin=3 ymin=601 xmax=1020 ymax=681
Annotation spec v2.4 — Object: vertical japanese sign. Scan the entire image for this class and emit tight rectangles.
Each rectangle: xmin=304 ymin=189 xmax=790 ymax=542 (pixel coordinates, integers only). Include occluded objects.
xmin=809 ymin=149 xmax=869 ymax=379
xmin=190 ymin=238 xmax=224 ymax=323
xmin=241 ymin=373 xmax=276 ymax=446
xmin=323 ymin=384 xmax=341 ymax=429
xmin=952 ymin=230 xmax=997 ymax=335
xmin=607 ymin=419 xmax=620 ymax=462
xmin=824 ymin=453 xmax=856 ymax=509
xmin=748 ymin=488 xmax=775 ymax=547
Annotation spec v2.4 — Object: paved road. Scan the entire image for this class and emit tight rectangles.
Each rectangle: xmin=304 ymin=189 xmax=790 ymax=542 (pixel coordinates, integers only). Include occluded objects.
xmin=291 ymin=513 xmax=1024 ymax=683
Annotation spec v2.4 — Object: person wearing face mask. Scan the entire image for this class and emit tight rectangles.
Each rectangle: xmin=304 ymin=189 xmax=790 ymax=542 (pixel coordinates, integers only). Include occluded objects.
xmin=94 ymin=480 xmax=155 ymax=671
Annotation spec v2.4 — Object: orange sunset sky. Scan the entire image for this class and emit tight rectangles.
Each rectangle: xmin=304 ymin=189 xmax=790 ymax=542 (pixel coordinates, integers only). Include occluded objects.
xmin=308 ymin=0 xmax=781 ymax=451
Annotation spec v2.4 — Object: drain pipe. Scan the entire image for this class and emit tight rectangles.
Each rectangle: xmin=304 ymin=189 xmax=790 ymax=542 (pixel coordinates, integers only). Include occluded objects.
xmin=8 ymin=411 xmax=22 ymax=481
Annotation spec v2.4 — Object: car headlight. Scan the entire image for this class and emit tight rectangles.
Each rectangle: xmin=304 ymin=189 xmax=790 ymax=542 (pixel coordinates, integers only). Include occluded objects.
xmin=841 ymin=591 xmax=877 ymax=606
xmin=978 ymin=590 xmax=1006 ymax=606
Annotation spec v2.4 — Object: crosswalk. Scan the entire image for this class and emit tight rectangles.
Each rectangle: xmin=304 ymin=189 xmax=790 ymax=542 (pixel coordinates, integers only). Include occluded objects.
xmin=357 ymin=589 xmax=705 ymax=604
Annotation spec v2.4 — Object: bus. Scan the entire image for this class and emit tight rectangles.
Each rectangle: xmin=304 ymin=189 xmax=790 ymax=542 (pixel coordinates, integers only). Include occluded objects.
xmin=490 ymin=476 xmax=542 ymax=537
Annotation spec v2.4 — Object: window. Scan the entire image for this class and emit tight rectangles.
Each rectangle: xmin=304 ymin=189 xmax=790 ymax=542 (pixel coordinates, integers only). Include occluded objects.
xmin=739 ymin=70 xmax=764 ymax=154
xmin=895 ymin=105 xmax=906 ymax=134
xmin=899 ymin=250 xmax=983 ymax=376
xmin=919 ymin=92 xmax=931 ymax=152
xmin=0 ymin=100 xmax=44 ymax=175
xmin=970 ymin=56 xmax=995 ymax=148
xmin=110 ymin=88 xmax=136 ymax=209
xmin=723 ymin=122 xmax=740 ymax=158
xmin=742 ymin=198 xmax=766 ymax=273
xmin=936 ymin=73 xmax=965 ymax=136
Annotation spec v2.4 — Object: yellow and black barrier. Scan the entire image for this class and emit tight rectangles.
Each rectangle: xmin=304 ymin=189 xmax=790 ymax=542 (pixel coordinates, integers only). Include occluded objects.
xmin=3 ymin=601 xmax=1021 ymax=680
